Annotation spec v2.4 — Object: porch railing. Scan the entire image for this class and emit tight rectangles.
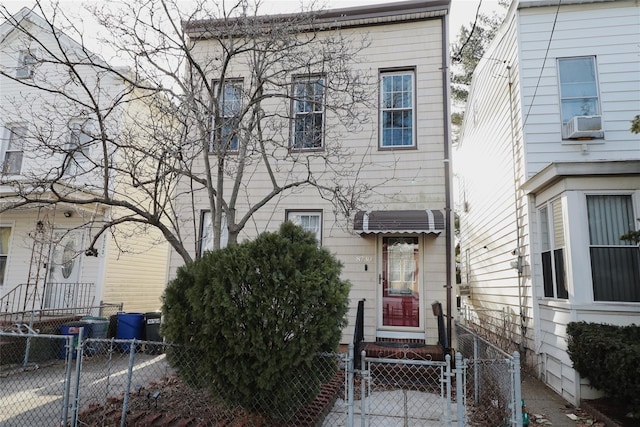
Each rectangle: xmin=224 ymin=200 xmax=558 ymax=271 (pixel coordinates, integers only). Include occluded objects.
xmin=0 ymin=282 xmax=95 ymax=316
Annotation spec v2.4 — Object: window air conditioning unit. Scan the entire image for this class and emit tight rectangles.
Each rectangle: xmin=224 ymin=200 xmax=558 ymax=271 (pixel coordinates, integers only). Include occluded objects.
xmin=564 ymin=115 xmax=603 ymax=139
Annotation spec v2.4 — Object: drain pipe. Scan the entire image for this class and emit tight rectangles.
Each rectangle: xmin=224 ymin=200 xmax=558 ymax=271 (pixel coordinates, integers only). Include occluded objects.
xmin=441 ymin=12 xmax=454 ymax=347
xmin=507 ymin=65 xmax=527 ymax=353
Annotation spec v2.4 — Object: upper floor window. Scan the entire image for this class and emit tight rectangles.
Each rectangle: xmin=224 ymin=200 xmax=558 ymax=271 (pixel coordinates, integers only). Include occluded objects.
xmin=380 ymin=70 xmax=415 ymax=148
xmin=66 ymin=122 xmax=93 ymax=175
xmin=587 ymin=195 xmax=639 ymax=302
xmin=2 ymin=125 xmax=27 ymax=175
xmin=286 ymin=210 xmax=322 ymax=245
xmin=0 ymin=226 xmax=12 ymax=286
xmin=211 ymin=80 xmax=242 ymax=153
xmin=558 ymin=57 xmax=603 ymax=139
xmin=199 ymin=210 xmax=228 ymax=256
xmin=539 ymin=199 xmax=568 ymax=299
xmin=291 ymin=77 xmax=324 ymax=150
xmin=16 ymin=50 xmax=36 ymax=79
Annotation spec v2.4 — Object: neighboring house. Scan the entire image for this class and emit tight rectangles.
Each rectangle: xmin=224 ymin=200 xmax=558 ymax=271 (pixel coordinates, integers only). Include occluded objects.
xmin=456 ymin=0 xmax=640 ymax=405
xmin=168 ymin=0 xmax=454 ymax=349
xmin=0 ymin=8 xmax=169 ymax=315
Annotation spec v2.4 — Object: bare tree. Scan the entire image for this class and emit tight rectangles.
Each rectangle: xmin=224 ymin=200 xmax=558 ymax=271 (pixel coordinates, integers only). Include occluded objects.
xmin=0 ymin=0 xmax=378 ymax=264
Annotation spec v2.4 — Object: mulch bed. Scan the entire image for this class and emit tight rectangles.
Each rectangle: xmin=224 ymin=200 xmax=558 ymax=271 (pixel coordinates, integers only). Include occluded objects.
xmin=77 ymin=370 xmax=345 ymax=426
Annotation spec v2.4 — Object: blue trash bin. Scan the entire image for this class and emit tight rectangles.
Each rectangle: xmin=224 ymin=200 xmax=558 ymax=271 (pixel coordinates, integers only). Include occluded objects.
xmin=116 ymin=312 xmax=144 ymax=352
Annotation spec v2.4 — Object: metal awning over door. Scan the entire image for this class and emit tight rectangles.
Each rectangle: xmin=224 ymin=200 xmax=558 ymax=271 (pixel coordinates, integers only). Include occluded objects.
xmin=353 ymin=210 xmax=445 ymax=234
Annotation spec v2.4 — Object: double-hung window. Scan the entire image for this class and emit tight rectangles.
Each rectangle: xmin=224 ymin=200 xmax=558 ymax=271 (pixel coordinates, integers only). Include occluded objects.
xmin=16 ymin=50 xmax=36 ymax=79
xmin=558 ymin=57 xmax=600 ymax=122
xmin=291 ymin=77 xmax=324 ymax=150
xmin=0 ymin=226 xmax=12 ymax=286
xmin=286 ymin=210 xmax=322 ymax=244
xmin=211 ymin=80 xmax=242 ymax=152
xmin=199 ymin=210 xmax=228 ymax=256
xmin=380 ymin=70 xmax=415 ymax=148
xmin=587 ymin=195 xmax=640 ymax=302
xmin=539 ymin=199 xmax=568 ymax=299
xmin=67 ymin=122 xmax=93 ymax=175
xmin=2 ymin=126 xmax=26 ymax=175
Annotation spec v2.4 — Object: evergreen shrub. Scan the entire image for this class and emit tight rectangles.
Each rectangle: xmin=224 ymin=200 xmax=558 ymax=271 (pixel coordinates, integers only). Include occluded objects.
xmin=566 ymin=321 xmax=640 ymax=412
xmin=161 ymin=222 xmax=350 ymax=421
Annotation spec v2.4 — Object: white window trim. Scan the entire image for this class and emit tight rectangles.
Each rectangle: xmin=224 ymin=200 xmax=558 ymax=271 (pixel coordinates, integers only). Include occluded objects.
xmin=0 ymin=224 xmax=14 ymax=287
xmin=290 ymin=76 xmax=325 ymax=151
xmin=2 ymin=125 xmax=27 ymax=175
xmin=379 ymin=69 xmax=417 ymax=149
xmin=199 ymin=210 xmax=228 ymax=256
xmin=66 ymin=121 xmax=93 ymax=174
xmin=210 ymin=80 xmax=243 ymax=153
xmin=538 ymin=198 xmax=568 ymax=300
xmin=16 ymin=50 xmax=36 ymax=79
xmin=286 ymin=210 xmax=322 ymax=245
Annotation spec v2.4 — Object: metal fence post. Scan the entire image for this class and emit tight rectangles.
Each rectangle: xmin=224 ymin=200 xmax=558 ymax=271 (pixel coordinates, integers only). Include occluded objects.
xmin=473 ymin=335 xmax=479 ymax=402
xmin=455 ymin=352 xmax=465 ymax=427
xmin=512 ymin=351 xmax=523 ymax=427
xmin=71 ymin=326 xmax=85 ymax=427
xmin=120 ymin=339 xmax=137 ymax=427
xmin=22 ymin=311 xmax=36 ymax=370
xmin=443 ymin=354 xmax=452 ymax=426
xmin=61 ymin=335 xmax=73 ymax=427
xmin=360 ymin=350 xmax=366 ymax=427
xmin=348 ymin=343 xmax=355 ymax=427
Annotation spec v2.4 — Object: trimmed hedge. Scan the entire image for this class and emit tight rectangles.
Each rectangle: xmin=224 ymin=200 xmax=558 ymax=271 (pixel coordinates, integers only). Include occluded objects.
xmin=161 ymin=222 xmax=350 ymax=421
xmin=566 ymin=322 xmax=640 ymax=411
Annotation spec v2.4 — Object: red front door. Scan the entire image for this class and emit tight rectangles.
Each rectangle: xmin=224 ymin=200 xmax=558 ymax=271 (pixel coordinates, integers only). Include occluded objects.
xmin=381 ymin=236 xmax=420 ymax=327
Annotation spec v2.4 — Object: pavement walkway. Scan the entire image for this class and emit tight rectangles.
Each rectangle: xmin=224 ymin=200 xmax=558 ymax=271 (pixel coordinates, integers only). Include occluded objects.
xmin=521 ymin=371 xmax=608 ymax=426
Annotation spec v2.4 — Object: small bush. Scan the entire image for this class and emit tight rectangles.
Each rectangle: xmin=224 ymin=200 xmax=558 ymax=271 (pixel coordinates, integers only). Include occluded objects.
xmin=161 ymin=222 xmax=350 ymax=421
xmin=566 ymin=322 xmax=640 ymax=412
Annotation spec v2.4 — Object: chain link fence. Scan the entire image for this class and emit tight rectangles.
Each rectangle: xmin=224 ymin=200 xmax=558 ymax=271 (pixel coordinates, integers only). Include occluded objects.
xmin=455 ymin=321 xmax=523 ymax=427
xmin=2 ymin=316 xmax=522 ymax=426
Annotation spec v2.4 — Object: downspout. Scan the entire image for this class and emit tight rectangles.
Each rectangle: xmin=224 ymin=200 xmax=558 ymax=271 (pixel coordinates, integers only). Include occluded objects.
xmin=507 ymin=65 xmax=527 ymax=353
xmin=441 ymin=13 xmax=453 ymax=347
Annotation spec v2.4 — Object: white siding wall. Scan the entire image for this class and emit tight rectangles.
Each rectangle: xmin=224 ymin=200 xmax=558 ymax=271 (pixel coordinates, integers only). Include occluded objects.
xmin=169 ymin=17 xmax=450 ymax=344
xmin=518 ymin=0 xmax=640 ymax=176
xmin=456 ymin=13 xmax=534 ymax=353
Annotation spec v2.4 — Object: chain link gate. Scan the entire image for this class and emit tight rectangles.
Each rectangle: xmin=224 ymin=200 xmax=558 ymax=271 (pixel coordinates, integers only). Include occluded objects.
xmin=356 ymin=352 xmax=463 ymax=426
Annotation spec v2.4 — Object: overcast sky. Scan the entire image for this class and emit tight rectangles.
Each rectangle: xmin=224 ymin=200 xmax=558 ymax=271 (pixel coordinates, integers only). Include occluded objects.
xmin=3 ymin=0 xmax=502 ymax=41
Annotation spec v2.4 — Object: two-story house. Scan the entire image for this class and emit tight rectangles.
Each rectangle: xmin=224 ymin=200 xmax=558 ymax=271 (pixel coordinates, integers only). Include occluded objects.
xmin=0 ymin=8 xmax=169 ymax=315
xmin=167 ymin=0 xmax=454 ymax=351
xmin=456 ymin=0 xmax=640 ymax=405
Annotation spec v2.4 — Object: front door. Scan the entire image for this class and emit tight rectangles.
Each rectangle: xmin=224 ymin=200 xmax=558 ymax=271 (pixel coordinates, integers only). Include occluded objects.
xmin=45 ymin=230 xmax=83 ymax=309
xmin=380 ymin=236 xmax=421 ymax=329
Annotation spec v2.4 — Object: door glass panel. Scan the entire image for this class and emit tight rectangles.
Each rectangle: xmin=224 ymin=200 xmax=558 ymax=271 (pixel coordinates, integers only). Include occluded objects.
xmin=382 ymin=237 xmax=419 ymax=327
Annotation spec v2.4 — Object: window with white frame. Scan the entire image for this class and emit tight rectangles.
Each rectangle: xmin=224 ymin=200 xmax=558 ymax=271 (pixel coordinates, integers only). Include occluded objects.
xmin=66 ymin=122 xmax=93 ymax=174
xmin=558 ymin=57 xmax=600 ymax=123
xmin=587 ymin=195 xmax=640 ymax=302
xmin=199 ymin=210 xmax=228 ymax=256
xmin=291 ymin=77 xmax=324 ymax=150
xmin=539 ymin=199 xmax=568 ymax=299
xmin=0 ymin=226 xmax=12 ymax=286
xmin=16 ymin=50 xmax=36 ymax=79
xmin=211 ymin=80 xmax=242 ymax=152
xmin=286 ymin=210 xmax=322 ymax=244
xmin=380 ymin=70 xmax=415 ymax=148
xmin=2 ymin=126 xmax=27 ymax=175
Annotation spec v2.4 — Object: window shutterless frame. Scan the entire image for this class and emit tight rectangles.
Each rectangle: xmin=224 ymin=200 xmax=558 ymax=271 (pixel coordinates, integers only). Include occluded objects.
xmin=2 ymin=125 xmax=27 ymax=175
xmin=379 ymin=68 xmax=416 ymax=149
xmin=0 ymin=225 xmax=12 ymax=286
xmin=286 ymin=209 xmax=322 ymax=245
xmin=210 ymin=79 xmax=243 ymax=153
xmin=16 ymin=50 xmax=36 ymax=79
xmin=290 ymin=76 xmax=325 ymax=151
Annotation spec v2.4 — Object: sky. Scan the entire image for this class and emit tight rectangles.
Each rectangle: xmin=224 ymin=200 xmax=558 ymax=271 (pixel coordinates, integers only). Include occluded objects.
xmin=3 ymin=0 xmax=503 ymax=44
